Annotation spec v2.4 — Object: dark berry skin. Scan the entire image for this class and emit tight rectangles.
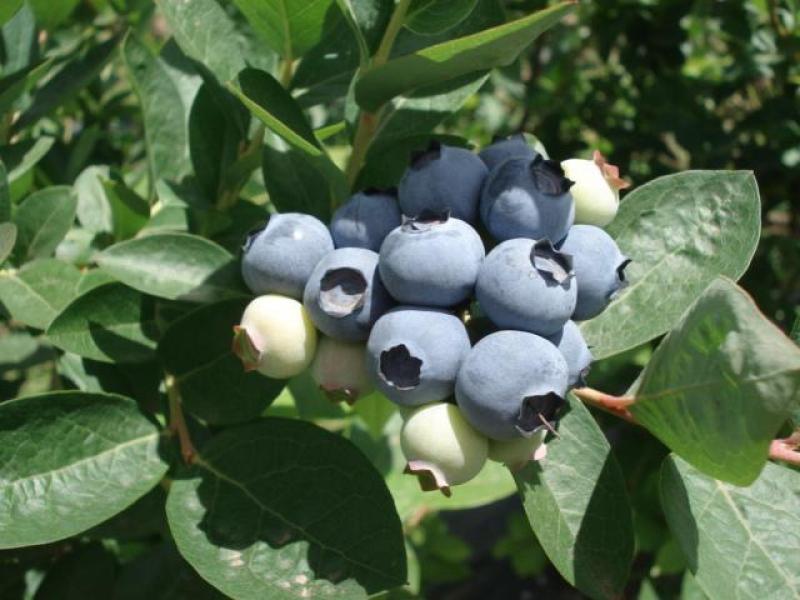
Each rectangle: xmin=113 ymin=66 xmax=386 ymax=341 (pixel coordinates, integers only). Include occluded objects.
xmin=479 ymin=134 xmax=538 ymax=171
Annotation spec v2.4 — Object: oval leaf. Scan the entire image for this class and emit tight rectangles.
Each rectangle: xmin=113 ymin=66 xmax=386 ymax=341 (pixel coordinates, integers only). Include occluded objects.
xmin=515 ymin=394 xmax=634 ymax=600
xmin=159 ymin=299 xmax=285 ymax=425
xmin=0 ymin=221 xmax=16 ymax=263
xmin=47 ymin=282 xmax=159 ymax=364
xmin=0 ymin=391 xmax=168 ymax=549
xmin=12 ymin=186 xmax=77 ymax=262
xmin=630 ymin=277 xmax=800 ymax=485
xmin=660 ymin=455 xmax=800 ymax=599
xmin=166 ymin=418 xmax=407 ymax=598
xmin=96 ymin=233 xmax=246 ymax=302
xmin=0 ymin=258 xmax=81 ymax=329
xmin=405 ymin=0 xmax=478 ymax=35
xmin=0 ymin=136 xmax=54 ymax=187
xmin=355 ymin=2 xmax=575 ymax=111
xmin=582 ymin=170 xmax=761 ymax=359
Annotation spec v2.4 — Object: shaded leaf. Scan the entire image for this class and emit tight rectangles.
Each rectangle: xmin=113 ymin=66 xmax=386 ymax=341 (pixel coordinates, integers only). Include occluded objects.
xmin=32 ymin=543 xmax=116 ymax=600
xmin=46 ymin=283 xmax=159 ymax=364
xmin=0 ymin=136 xmax=54 ymax=187
xmin=515 ymin=394 xmax=634 ymax=600
xmin=0 ymin=391 xmax=168 ymax=548
xmin=405 ymin=0 xmax=478 ymax=35
xmin=661 ymin=455 xmax=800 ymax=599
xmin=96 ymin=232 xmax=246 ymax=302
xmin=0 ymin=0 xmax=22 ymax=26
xmin=0 ymin=58 xmax=51 ymax=116
xmin=12 ymin=186 xmax=76 ymax=262
xmin=582 ymin=171 xmax=761 ymax=359
xmin=355 ymin=2 xmax=575 ymax=110
xmin=166 ymin=418 xmax=407 ymax=598
xmin=101 ymin=179 xmax=150 ymax=240
xmin=630 ymin=277 xmax=800 ymax=485
xmin=0 ymin=258 xmax=81 ymax=329
xmin=0 ymin=222 xmax=15 ymax=263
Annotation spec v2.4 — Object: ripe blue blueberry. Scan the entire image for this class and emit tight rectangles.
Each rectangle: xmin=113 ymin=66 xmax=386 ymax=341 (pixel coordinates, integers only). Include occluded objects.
xmin=478 ymin=134 xmax=538 ymax=171
xmin=330 ymin=188 xmax=401 ymax=252
xmin=303 ymin=248 xmax=394 ymax=342
xmin=241 ymin=213 xmax=334 ymax=299
xmin=546 ymin=320 xmax=593 ymax=387
xmin=557 ymin=224 xmax=630 ymax=320
xmin=455 ymin=330 xmax=569 ymax=440
xmin=366 ymin=307 xmax=471 ymax=407
xmin=476 ymin=238 xmax=576 ymax=336
xmin=398 ymin=142 xmax=488 ymax=223
xmin=480 ymin=155 xmax=575 ymax=243
xmin=379 ymin=212 xmax=485 ymax=307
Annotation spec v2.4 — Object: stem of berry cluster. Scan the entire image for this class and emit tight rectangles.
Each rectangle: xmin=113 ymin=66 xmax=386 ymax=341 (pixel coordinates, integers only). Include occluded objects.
xmin=344 ymin=0 xmax=412 ymax=188
xmin=165 ymin=373 xmax=196 ymax=465
xmin=573 ymin=386 xmax=800 ymax=467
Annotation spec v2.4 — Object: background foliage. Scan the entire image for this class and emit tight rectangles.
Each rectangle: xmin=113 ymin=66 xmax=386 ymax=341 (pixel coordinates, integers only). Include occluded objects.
xmin=0 ymin=0 xmax=798 ymax=598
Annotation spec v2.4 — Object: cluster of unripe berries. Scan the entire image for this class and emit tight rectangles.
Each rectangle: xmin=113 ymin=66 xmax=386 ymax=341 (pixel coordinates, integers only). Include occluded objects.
xmin=234 ymin=135 xmax=630 ymax=495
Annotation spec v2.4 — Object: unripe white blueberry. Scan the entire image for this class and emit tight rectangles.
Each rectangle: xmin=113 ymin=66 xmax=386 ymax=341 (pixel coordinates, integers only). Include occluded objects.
xmin=488 ymin=429 xmax=548 ymax=470
xmin=400 ymin=402 xmax=488 ymax=496
xmin=310 ymin=337 xmax=373 ymax=404
xmin=233 ymin=295 xmax=317 ymax=379
xmin=561 ymin=151 xmax=630 ymax=227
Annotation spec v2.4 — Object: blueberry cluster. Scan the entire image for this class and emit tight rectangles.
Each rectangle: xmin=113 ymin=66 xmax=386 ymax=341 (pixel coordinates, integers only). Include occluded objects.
xmin=235 ymin=136 xmax=630 ymax=495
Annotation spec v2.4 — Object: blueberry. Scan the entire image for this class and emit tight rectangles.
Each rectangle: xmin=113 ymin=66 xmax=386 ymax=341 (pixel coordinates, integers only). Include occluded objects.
xmin=303 ymin=247 xmax=394 ymax=342
xmin=241 ymin=213 xmax=334 ymax=299
xmin=479 ymin=134 xmax=538 ymax=171
xmin=330 ymin=188 xmax=401 ymax=251
xmin=546 ymin=320 xmax=593 ymax=387
xmin=561 ymin=151 xmax=630 ymax=227
xmin=480 ymin=155 xmax=575 ymax=243
xmin=366 ymin=307 xmax=471 ymax=407
xmin=488 ymin=429 xmax=548 ymax=470
xmin=557 ymin=225 xmax=630 ymax=320
xmin=379 ymin=212 xmax=485 ymax=307
xmin=401 ymin=402 xmax=488 ymax=496
xmin=398 ymin=142 xmax=488 ymax=223
xmin=310 ymin=337 xmax=373 ymax=404
xmin=476 ymin=238 xmax=576 ymax=336
xmin=232 ymin=295 xmax=317 ymax=379
xmin=455 ymin=330 xmax=569 ymax=440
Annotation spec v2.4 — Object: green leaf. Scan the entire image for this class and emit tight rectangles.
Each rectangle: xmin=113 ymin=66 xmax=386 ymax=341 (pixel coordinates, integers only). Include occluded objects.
xmin=0 ymin=221 xmax=16 ymax=263
xmin=11 ymin=185 xmax=77 ymax=262
xmin=228 ymin=68 xmax=348 ymax=202
xmin=660 ymin=455 xmax=800 ymax=599
xmin=232 ymin=0 xmax=337 ymax=59
xmin=405 ymin=0 xmax=478 ymax=35
xmin=159 ymin=299 xmax=285 ymax=425
xmin=1 ymin=4 xmax=36 ymax=76
xmin=73 ymin=165 xmax=113 ymax=234
xmin=515 ymin=394 xmax=634 ymax=600
xmin=0 ymin=58 xmax=51 ymax=116
xmin=96 ymin=233 xmax=245 ymax=302
xmin=582 ymin=171 xmax=761 ymax=360
xmin=629 ymin=277 xmax=800 ymax=485
xmin=46 ymin=283 xmax=159 ymax=364
xmin=101 ymin=179 xmax=150 ymax=240
xmin=0 ymin=258 xmax=81 ymax=329
xmin=354 ymin=2 xmax=575 ymax=111
xmin=166 ymin=418 xmax=407 ymax=598
xmin=0 ymin=136 xmax=54 ymax=187
xmin=0 ymin=391 xmax=168 ymax=549
xmin=156 ymin=0 xmax=247 ymax=83
xmin=28 ymin=0 xmax=79 ymax=29
xmin=16 ymin=37 xmax=119 ymax=130
xmin=0 ymin=0 xmax=22 ymax=26
xmin=0 ymin=159 xmax=9 ymax=221
xmin=122 ymin=35 xmax=201 ymax=191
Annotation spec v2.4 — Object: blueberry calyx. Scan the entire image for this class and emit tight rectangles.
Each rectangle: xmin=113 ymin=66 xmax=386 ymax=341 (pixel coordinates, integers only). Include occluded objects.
xmin=515 ymin=392 xmax=565 ymax=436
xmin=231 ymin=325 xmax=262 ymax=372
xmin=242 ymin=221 xmax=268 ymax=253
xmin=609 ymin=258 xmax=632 ymax=300
xmin=404 ymin=460 xmax=452 ymax=497
xmin=401 ymin=209 xmax=450 ymax=233
xmin=318 ymin=268 xmax=368 ymax=318
xmin=530 ymin=239 xmax=574 ymax=285
xmin=362 ymin=186 xmax=398 ymax=197
xmin=379 ymin=344 xmax=423 ymax=389
xmin=529 ymin=155 xmax=573 ymax=195
xmin=409 ymin=140 xmax=443 ymax=170
xmin=319 ymin=385 xmax=360 ymax=405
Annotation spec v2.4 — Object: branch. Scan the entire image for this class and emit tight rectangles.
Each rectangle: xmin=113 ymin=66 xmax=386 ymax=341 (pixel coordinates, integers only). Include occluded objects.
xmin=165 ymin=373 xmax=196 ymax=465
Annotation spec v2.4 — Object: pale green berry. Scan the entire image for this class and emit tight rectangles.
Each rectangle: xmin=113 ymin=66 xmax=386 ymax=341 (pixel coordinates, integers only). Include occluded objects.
xmin=400 ymin=402 xmax=488 ymax=496
xmin=488 ymin=429 xmax=548 ymax=470
xmin=310 ymin=337 xmax=373 ymax=404
xmin=561 ymin=151 xmax=630 ymax=227
xmin=233 ymin=295 xmax=317 ymax=379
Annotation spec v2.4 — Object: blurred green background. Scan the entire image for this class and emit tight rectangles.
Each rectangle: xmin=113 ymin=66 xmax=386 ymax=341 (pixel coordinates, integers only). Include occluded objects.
xmin=0 ymin=0 xmax=797 ymax=598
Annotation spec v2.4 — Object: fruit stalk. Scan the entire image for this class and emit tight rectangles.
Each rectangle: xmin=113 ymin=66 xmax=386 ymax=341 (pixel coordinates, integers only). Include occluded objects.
xmin=166 ymin=373 xmax=196 ymax=464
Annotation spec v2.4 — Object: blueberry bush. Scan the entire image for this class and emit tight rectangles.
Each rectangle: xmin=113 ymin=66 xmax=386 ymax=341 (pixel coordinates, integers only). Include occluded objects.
xmin=0 ymin=1 xmax=798 ymax=599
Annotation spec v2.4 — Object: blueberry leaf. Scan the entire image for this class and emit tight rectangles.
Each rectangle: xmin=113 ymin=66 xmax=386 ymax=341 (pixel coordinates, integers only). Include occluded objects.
xmin=582 ymin=170 xmax=761 ymax=360
xmin=515 ymin=394 xmax=634 ymax=600
xmin=405 ymin=0 xmax=479 ymax=36
xmin=660 ymin=455 xmax=800 ymax=599
xmin=166 ymin=418 xmax=407 ymax=598
xmin=0 ymin=258 xmax=81 ymax=329
xmin=0 ymin=391 xmax=168 ymax=549
xmin=629 ymin=277 xmax=800 ymax=485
